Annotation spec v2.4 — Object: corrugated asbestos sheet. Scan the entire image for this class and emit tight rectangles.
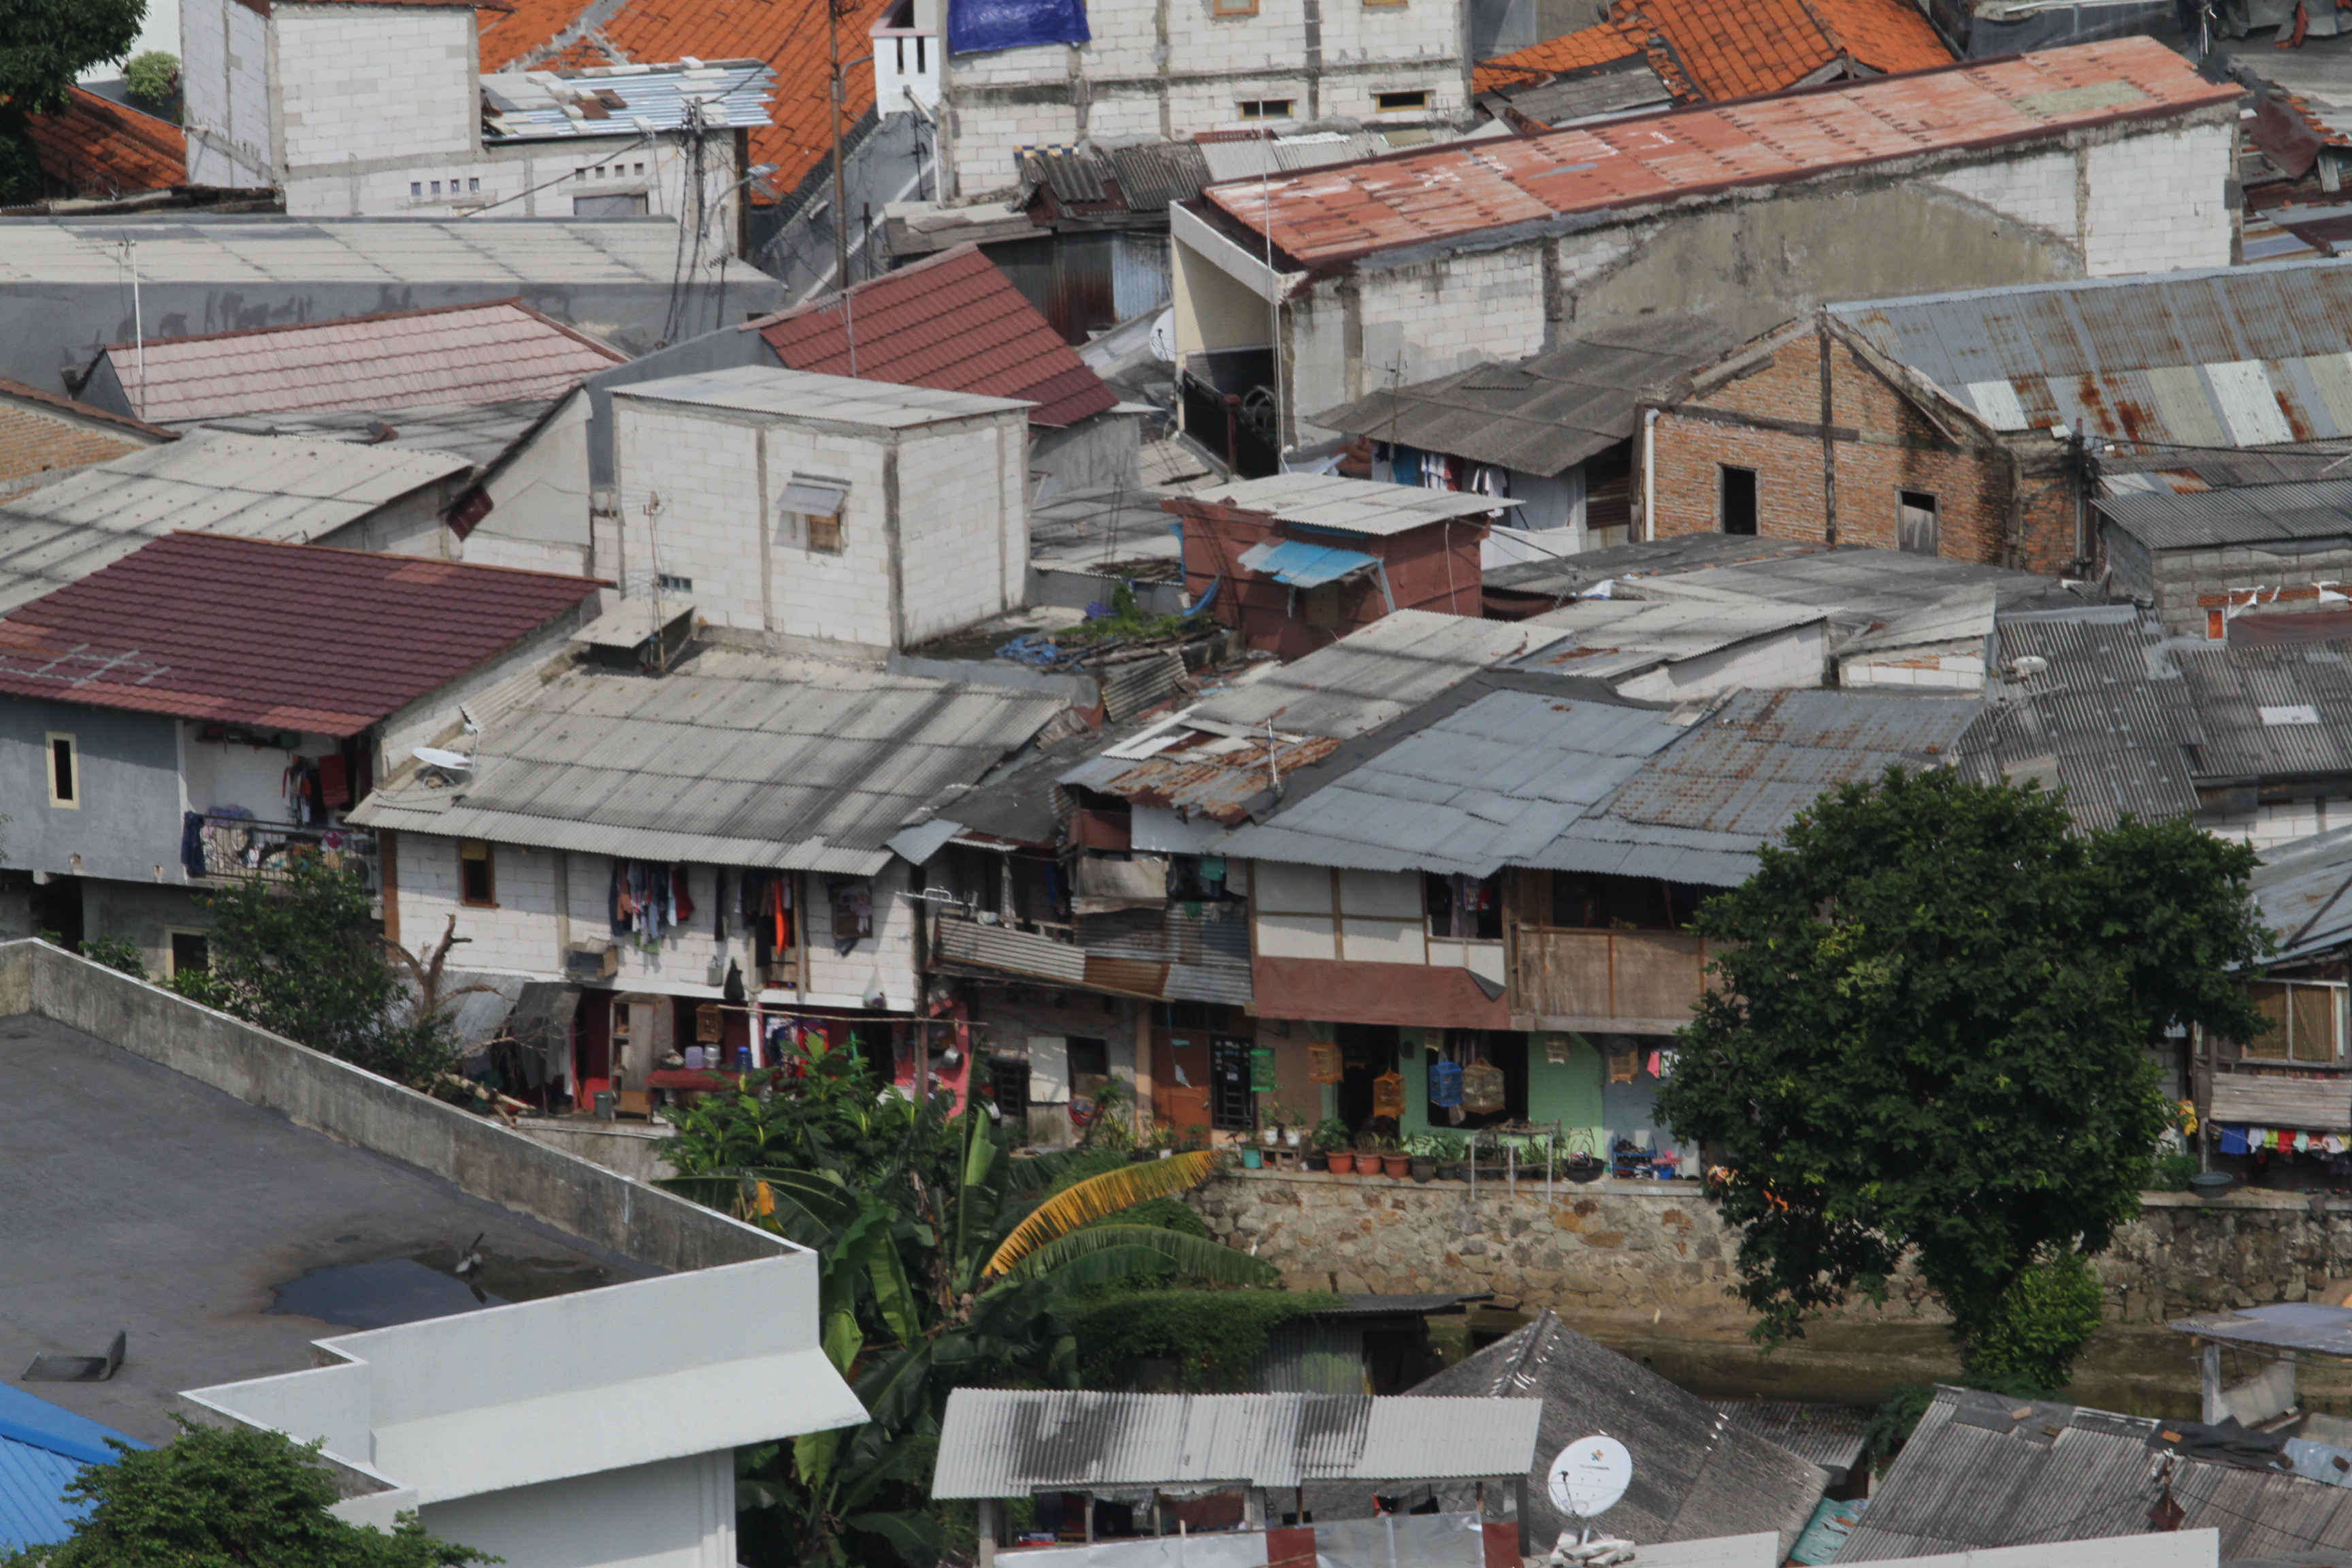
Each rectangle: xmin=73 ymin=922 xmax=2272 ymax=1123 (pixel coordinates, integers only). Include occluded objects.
xmin=480 ymin=60 xmax=776 ymax=140
xmin=1190 ymin=610 xmax=1574 ymax=740
xmin=1514 ymin=598 xmax=1826 ymax=683
xmin=2178 ymin=642 xmax=2352 ymax=781
xmin=2249 ymin=824 xmax=2352 ymax=960
xmin=1841 ymin=1386 xmax=2352 ymax=1559
xmin=1832 ymin=261 xmax=2352 ymax=450
xmin=1310 ymin=316 xmax=1740 ymax=476
xmin=1386 ymin=1311 xmax=1826 ymax=1549
xmin=348 ymin=647 xmax=1062 ymax=872
xmin=1188 ymin=472 xmax=1515 ymax=538
xmin=1710 ymin=1404 xmax=1872 ymax=1481
xmin=930 ymin=1390 xmax=1541 ymax=1497
xmin=2097 ymin=478 xmax=2352 ymax=551
xmin=2170 ymin=1302 xmax=2352 ymax=1358
xmin=1217 ymin=689 xmax=1687 ymax=876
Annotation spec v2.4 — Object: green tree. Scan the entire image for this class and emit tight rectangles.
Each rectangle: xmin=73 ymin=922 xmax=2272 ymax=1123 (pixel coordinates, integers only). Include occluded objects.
xmin=0 ymin=0 xmax=147 ymax=200
xmin=120 ymin=48 xmax=172 ymax=105
xmin=0 ymin=1418 xmax=491 ymax=1567
xmin=1656 ymin=768 xmax=2270 ymax=1384
xmin=174 ymin=860 xmax=459 ymax=1087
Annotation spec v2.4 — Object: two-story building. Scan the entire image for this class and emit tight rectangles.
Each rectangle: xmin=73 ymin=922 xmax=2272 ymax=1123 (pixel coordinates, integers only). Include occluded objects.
xmin=0 ymin=531 xmax=603 ymax=974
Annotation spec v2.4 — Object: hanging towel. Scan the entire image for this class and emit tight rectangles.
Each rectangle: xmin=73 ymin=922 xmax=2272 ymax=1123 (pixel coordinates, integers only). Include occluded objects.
xmin=318 ymin=753 xmax=351 ymax=809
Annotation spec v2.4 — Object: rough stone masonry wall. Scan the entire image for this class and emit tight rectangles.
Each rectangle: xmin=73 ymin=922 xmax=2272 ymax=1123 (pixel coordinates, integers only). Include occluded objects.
xmin=1188 ymin=1172 xmax=2352 ymax=1325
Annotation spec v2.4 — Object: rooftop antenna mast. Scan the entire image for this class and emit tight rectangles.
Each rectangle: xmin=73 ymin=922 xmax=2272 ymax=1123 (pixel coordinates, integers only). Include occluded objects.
xmin=120 ymin=235 xmax=144 ymax=420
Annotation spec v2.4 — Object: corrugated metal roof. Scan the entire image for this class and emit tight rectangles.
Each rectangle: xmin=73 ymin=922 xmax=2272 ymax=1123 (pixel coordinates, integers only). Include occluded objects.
xmin=480 ymin=59 xmax=776 ymax=141
xmin=1515 ymin=598 xmax=1827 ymax=682
xmin=0 ymin=217 xmax=704 ymax=287
xmin=2098 ymin=478 xmax=2352 ymax=552
xmin=2170 ymin=1301 xmax=2352 ymax=1357
xmin=1191 ymin=611 xmax=1573 ymax=740
xmin=1831 ymin=260 xmax=2352 ymax=451
xmin=1218 ymin=688 xmax=1688 ymax=876
xmin=1310 ymin=316 xmax=1741 ymax=477
xmin=1238 ymin=538 xmax=1382 ymax=588
xmin=1396 ymin=1311 xmax=1825 ymax=1550
xmin=348 ymin=646 xmax=1063 ymax=870
xmin=106 ymin=299 xmax=623 ymax=424
xmin=613 ymin=363 xmax=1032 ymax=427
xmin=1842 ymin=1386 xmax=2352 ymax=1560
xmin=0 ymin=1385 xmax=144 ymax=1549
xmin=189 ymin=399 xmax=553 ymax=468
xmin=2178 ymin=642 xmax=2352 ymax=783
xmin=0 ymin=432 xmax=470 ymax=611
xmin=1710 ymin=1404 xmax=1872 ymax=1481
xmin=1190 ymin=474 xmax=1513 ymax=538
xmin=1196 ymin=132 xmax=1392 ymax=184
xmin=930 ymin=1390 xmax=1541 ymax=1497
xmin=2249 ymin=823 xmax=2352 ymax=961
xmin=934 ymin=916 xmax=1090 ymax=983
xmin=1205 ymin=40 xmax=2237 ymax=270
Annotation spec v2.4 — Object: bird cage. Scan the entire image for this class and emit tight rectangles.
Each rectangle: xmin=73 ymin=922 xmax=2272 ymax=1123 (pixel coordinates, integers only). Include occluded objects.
xmin=695 ymin=1002 xmax=723 ymax=1044
xmin=1372 ymin=1069 xmax=1406 ymax=1120
xmin=1250 ymin=1046 xmax=1277 ymax=1092
xmin=1428 ymin=1059 xmax=1464 ymax=1109
xmin=1461 ymin=1058 xmax=1506 ymax=1114
xmin=1308 ymin=1042 xmax=1344 ymax=1083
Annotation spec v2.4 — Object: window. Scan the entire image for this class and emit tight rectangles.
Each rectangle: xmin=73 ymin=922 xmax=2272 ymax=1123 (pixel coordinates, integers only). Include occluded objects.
xmin=167 ymin=930 xmax=209 ymax=978
xmin=2245 ymin=981 xmax=2347 ymax=1063
xmin=1541 ymin=870 xmax=1701 ymax=931
xmin=634 ymin=161 xmax=645 ymax=174
xmin=459 ymin=839 xmax=497 ymax=906
xmin=468 ymin=177 xmax=480 ymax=192
xmin=430 ymin=180 xmax=441 ymax=195
xmin=1424 ymin=872 xmax=1502 ymax=941
xmin=1237 ymin=99 xmax=1293 ymax=118
xmin=1209 ymin=1037 xmax=1258 ymax=1131
xmin=1720 ymin=465 xmax=1759 ymax=536
xmin=1897 ymin=489 xmax=1940 ymax=557
xmin=1374 ymin=90 xmax=1428 ymax=110
xmin=410 ymin=182 xmax=423 ymax=197
xmin=778 ymin=473 xmax=851 ymax=554
xmin=46 ymin=733 xmax=77 ymax=807
xmin=574 ymin=193 xmax=649 ymax=216
xmin=657 ymin=573 xmax=693 ymax=593
xmin=1212 ymin=0 xmax=1258 ymax=16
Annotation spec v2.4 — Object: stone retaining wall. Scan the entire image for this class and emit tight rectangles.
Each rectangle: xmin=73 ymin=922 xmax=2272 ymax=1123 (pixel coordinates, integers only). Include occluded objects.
xmin=1186 ymin=1169 xmax=2352 ymax=1323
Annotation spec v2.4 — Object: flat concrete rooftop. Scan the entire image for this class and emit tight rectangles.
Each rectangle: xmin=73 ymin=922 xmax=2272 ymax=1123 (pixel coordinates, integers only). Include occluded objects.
xmin=0 ymin=1014 xmax=649 ymax=1443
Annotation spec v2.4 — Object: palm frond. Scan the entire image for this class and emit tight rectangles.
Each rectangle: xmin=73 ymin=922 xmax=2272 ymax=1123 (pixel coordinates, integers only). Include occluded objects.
xmin=983 ymin=1150 xmax=1221 ymax=1278
xmin=1004 ymin=1224 xmax=1279 ymax=1288
xmin=1004 ymin=1146 xmax=1104 ymax=1194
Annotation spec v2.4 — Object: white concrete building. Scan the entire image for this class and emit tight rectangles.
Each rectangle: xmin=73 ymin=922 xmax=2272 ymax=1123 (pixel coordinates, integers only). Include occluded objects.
xmin=608 ymin=367 xmax=1033 ymax=655
xmin=1170 ymin=39 xmax=2242 ymax=457
xmin=179 ymin=0 xmax=768 ymax=228
xmin=932 ymin=0 xmax=1472 ymax=197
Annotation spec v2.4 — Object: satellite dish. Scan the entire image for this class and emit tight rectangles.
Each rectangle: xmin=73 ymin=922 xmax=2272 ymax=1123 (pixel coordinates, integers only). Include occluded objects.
xmin=1547 ymin=1437 xmax=1633 ymax=1519
xmin=412 ymin=747 xmax=473 ymax=772
xmin=1147 ymin=308 xmax=1177 ymax=363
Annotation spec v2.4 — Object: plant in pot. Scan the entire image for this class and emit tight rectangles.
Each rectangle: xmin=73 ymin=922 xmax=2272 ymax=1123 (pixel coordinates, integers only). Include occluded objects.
xmin=1314 ymin=1117 xmax=1352 ymax=1173
xmin=1354 ymin=1128 xmax=1385 ymax=1177
xmin=1390 ymin=1134 xmax=1425 ymax=1180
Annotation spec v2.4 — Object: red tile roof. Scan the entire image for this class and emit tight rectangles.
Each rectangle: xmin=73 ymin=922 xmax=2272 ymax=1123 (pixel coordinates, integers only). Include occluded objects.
xmin=754 ymin=244 xmax=1119 ymax=428
xmin=477 ymin=0 xmax=894 ymax=203
xmin=0 ymin=376 xmax=177 ymax=441
xmin=1211 ymin=39 xmax=2242 ymax=270
xmin=1474 ymin=23 xmax=1646 ymax=93
xmin=22 ymin=86 xmax=185 ymax=198
xmin=108 ymin=299 xmax=627 ymax=424
xmin=0 ymin=534 xmax=604 ymax=736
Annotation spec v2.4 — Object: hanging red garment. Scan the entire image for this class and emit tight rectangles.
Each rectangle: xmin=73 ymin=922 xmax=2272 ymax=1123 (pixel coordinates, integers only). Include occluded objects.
xmin=318 ymin=753 xmax=350 ymax=808
xmin=672 ymin=865 xmax=696 ymax=923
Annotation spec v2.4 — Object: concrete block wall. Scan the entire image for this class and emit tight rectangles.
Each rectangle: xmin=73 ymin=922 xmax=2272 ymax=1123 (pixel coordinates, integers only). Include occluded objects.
xmin=612 ymin=400 xmax=770 ymax=624
xmin=896 ymin=416 xmax=1026 ymax=643
xmin=275 ymin=4 xmax=478 ymax=178
xmin=2143 ymin=545 xmax=2352 ymax=639
xmin=2203 ymin=798 xmax=2352 ymax=851
xmin=181 ymin=0 xmax=275 ymax=187
xmin=764 ymin=425 xmax=899 ymax=649
xmin=1648 ymin=333 xmax=2052 ymax=570
xmin=2082 ymin=124 xmax=2234 ymax=276
xmin=286 ymin=137 xmax=719 ymax=222
xmin=1930 ymin=148 xmax=2078 ymax=242
xmin=1300 ymin=247 xmax=1545 ymax=426
xmin=799 ymin=860 xmax=921 ymax=1011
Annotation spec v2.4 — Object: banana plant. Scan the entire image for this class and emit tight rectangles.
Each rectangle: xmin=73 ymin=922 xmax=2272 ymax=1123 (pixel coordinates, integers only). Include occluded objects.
xmin=663 ymin=1107 xmax=1272 ymax=1568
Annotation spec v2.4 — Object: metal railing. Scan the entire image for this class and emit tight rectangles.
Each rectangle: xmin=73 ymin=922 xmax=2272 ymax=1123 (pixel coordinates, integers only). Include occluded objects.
xmin=190 ymin=813 xmax=378 ymax=889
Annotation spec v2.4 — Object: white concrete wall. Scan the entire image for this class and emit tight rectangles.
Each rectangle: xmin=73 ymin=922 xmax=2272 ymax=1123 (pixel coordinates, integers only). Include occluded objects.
xmin=1931 ymin=148 xmax=2078 ymax=241
xmin=1842 ymin=649 xmax=1987 ymax=690
xmin=896 ymin=417 xmax=1027 ymax=644
xmin=275 ymin=2 xmax=476 ymax=193
xmin=1291 ymin=246 xmax=1546 ymax=438
xmin=461 ymin=392 xmax=596 ymax=576
xmin=180 ymin=0 xmax=275 ymax=187
xmin=419 ymin=1451 xmax=734 ymax=1568
xmin=2205 ymin=797 xmax=2352 ymax=851
xmin=280 ymin=129 xmax=742 ymax=223
xmin=1251 ymin=860 xmax=1491 ymax=973
xmin=2081 ymin=123 xmax=2234 ymax=276
xmin=180 ymin=726 xmax=342 ymax=823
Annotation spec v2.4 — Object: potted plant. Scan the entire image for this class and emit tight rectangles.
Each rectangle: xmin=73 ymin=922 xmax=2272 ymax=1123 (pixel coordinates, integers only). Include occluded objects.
xmin=1379 ymin=1135 xmax=1411 ymax=1179
xmin=1313 ymin=1118 xmax=1352 ymax=1173
xmin=1353 ymin=1128 xmax=1384 ymax=1177
xmin=1403 ymin=1133 xmax=1441 ymax=1182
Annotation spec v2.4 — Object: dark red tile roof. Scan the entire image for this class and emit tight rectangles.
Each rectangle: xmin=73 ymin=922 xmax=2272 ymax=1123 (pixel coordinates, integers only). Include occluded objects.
xmin=753 ymin=244 xmax=1119 ymax=429
xmin=0 ymin=533 xmax=603 ymax=736
xmin=23 ymin=86 xmax=185 ymax=198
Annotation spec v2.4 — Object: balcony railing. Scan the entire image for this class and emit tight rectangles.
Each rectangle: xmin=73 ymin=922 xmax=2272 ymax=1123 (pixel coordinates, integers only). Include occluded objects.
xmin=1512 ymin=926 xmax=1711 ymax=1032
xmin=191 ymin=813 xmax=379 ymax=890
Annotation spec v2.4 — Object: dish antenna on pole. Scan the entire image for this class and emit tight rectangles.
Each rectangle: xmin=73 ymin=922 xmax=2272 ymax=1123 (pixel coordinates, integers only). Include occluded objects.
xmin=1547 ymin=1436 xmax=1633 ymax=1521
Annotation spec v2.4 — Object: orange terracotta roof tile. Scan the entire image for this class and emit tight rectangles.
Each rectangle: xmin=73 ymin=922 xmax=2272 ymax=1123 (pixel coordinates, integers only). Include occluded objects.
xmin=1210 ymin=39 xmax=2240 ymax=270
xmin=1473 ymin=23 xmax=1645 ymax=93
xmin=23 ymin=87 xmax=184 ymax=197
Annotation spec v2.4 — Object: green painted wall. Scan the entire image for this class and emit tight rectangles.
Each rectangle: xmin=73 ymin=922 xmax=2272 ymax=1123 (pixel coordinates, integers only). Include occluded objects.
xmin=1528 ymin=1032 xmax=1605 ymax=1158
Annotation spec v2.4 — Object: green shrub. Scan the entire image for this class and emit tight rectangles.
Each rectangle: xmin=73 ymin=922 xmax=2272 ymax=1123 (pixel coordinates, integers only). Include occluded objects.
xmin=122 ymin=50 xmax=178 ymax=105
xmin=74 ymin=935 xmax=146 ymax=980
xmin=2149 ymin=1151 xmax=2198 ymax=1192
xmin=1966 ymin=1252 xmax=2107 ymax=1388
xmin=1069 ymin=1289 xmax=1339 ymax=1392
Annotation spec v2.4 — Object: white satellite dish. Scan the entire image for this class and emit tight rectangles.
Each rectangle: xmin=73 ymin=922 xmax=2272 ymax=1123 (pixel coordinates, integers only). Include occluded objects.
xmin=412 ymin=747 xmax=473 ymax=772
xmin=1547 ymin=1436 xmax=1633 ymax=1519
xmin=1147 ymin=308 xmax=1177 ymax=363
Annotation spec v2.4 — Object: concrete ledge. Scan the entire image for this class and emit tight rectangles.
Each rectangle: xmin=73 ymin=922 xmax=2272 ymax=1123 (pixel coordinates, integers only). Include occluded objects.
xmin=1224 ymin=1165 xmax=1704 ymax=1197
xmin=0 ymin=938 xmax=781 ymax=1275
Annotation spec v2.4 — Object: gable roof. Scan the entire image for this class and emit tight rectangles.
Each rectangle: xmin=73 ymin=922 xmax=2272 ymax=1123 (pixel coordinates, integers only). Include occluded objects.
xmin=0 ymin=376 xmax=176 ymax=443
xmin=1407 ymin=1310 xmax=1827 ymax=1550
xmin=753 ymin=246 xmax=1117 ymax=429
xmin=1830 ymin=259 xmax=2352 ymax=451
xmin=0 ymin=532 xmax=602 ymax=734
xmin=22 ymin=86 xmax=185 ymax=199
xmin=1208 ymin=39 xmax=2239 ymax=271
xmin=102 ymin=299 xmax=627 ymax=425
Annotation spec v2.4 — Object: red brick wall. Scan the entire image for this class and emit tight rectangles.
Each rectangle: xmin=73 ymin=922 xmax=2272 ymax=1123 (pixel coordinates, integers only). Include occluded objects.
xmin=1174 ymin=497 xmax=1486 ymax=660
xmin=1647 ymin=332 xmax=2078 ymax=574
xmin=0 ymin=400 xmax=157 ymax=487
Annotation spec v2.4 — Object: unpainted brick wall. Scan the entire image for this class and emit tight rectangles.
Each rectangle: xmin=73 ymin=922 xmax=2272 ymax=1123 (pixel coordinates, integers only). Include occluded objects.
xmin=0 ymin=405 xmax=155 ymax=487
xmin=1650 ymin=332 xmax=2081 ymax=574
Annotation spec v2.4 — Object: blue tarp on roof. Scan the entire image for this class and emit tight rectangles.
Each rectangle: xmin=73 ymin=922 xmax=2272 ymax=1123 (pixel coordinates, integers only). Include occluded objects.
xmin=0 ymin=1386 xmax=144 ymax=1548
xmin=947 ymin=0 xmax=1089 ymax=54
xmin=1237 ymin=538 xmax=1378 ymax=589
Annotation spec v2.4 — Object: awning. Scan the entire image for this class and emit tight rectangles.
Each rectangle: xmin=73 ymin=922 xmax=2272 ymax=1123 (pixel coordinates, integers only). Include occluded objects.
xmin=1238 ymin=538 xmax=1379 ymax=589
xmin=779 ymin=474 xmax=849 ymax=515
xmin=2211 ymin=1071 xmax=2352 ymax=1132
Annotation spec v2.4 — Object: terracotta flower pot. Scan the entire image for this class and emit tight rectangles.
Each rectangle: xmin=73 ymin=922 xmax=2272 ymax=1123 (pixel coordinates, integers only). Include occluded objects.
xmin=1325 ymin=1152 xmax=1356 ymax=1174
xmin=1382 ymin=1154 xmax=1411 ymax=1178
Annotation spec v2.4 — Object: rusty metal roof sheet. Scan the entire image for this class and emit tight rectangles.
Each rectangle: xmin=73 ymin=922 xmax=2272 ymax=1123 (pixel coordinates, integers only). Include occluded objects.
xmin=1204 ymin=39 xmax=2237 ymax=270
xmin=930 ymin=1390 xmax=1543 ymax=1497
xmin=1831 ymin=259 xmax=2352 ymax=451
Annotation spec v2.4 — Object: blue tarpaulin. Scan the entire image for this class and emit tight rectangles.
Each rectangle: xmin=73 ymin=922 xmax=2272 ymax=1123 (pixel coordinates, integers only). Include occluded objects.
xmin=948 ymin=0 xmax=1089 ymax=54
xmin=1237 ymin=538 xmax=1379 ymax=589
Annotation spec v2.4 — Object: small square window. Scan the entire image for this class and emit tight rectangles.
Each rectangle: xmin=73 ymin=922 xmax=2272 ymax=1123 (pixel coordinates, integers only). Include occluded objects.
xmin=1375 ymin=89 xmax=1428 ymax=110
xmin=459 ymin=839 xmax=497 ymax=907
xmin=167 ymin=930 xmax=209 ymax=978
xmin=469 ymin=177 xmax=480 ymax=192
xmin=657 ymin=573 xmax=693 ymax=592
xmin=410 ymin=182 xmax=423 ymax=197
xmin=595 ymin=165 xmax=607 ymax=177
xmin=430 ymin=180 xmax=442 ymax=195
xmin=634 ymin=161 xmax=645 ymax=174
xmin=1212 ymin=0 xmax=1259 ymax=15
xmin=1237 ymin=98 xmax=1292 ymax=118
xmin=46 ymin=732 xmax=78 ymax=808
xmin=805 ymin=512 xmax=845 ymax=554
